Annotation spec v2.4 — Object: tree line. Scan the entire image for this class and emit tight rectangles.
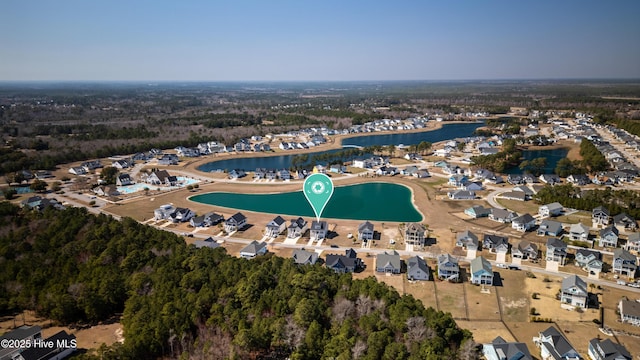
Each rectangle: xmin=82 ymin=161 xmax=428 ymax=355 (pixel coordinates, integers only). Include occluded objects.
xmin=0 ymin=202 xmax=475 ymax=360
xmin=534 ymin=184 xmax=640 ymax=219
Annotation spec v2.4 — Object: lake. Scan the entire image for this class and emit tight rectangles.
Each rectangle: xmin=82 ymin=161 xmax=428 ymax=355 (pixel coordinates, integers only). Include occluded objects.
xmin=197 ymin=121 xmax=484 ymax=172
xmin=189 ymin=182 xmax=423 ymax=222
xmin=505 ymin=148 xmax=570 ymax=174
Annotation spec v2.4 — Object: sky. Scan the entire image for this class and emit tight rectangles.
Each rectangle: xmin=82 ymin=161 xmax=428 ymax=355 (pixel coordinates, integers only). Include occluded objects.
xmin=1 ymin=0 xmax=640 ymax=81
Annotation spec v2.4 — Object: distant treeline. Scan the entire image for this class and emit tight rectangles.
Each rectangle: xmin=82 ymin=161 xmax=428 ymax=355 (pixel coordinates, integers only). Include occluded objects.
xmin=0 ymin=134 xmax=219 ymax=175
xmin=0 ymin=202 xmax=474 ymax=359
xmin=29 ymin=124 xmax=157 ymax=140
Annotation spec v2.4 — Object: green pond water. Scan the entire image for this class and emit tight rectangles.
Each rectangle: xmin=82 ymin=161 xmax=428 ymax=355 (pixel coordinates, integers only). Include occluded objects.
xmin=190 ymin=182 xmax=423 ymax=222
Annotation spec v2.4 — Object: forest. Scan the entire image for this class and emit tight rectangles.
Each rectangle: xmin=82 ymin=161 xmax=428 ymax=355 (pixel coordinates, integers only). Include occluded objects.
xmin=0 ymin=202 xmax=475 ymax=360
xmin=533 ymin=184 xmax=640 ymax=219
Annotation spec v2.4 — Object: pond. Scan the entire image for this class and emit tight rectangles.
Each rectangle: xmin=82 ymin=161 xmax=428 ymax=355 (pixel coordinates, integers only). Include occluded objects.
xmin=189 ymin=182 xmax=423 ymax=222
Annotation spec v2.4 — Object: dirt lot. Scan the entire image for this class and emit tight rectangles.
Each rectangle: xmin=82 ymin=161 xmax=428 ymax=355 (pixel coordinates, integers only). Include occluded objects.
xmin=434 ymin=280 xmax=467 ymax=320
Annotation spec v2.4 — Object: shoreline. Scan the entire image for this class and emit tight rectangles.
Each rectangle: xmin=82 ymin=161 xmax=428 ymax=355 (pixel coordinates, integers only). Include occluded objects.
xmin=187 ymin=180 xmax=425 ymax=223
xmin=182 ymin=120 xmax=479 ymax=173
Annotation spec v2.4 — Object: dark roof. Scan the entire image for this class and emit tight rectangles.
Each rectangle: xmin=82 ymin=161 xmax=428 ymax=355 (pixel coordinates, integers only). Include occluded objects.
xmin=19 ymin=330 xmax=76 ymax=360
xmin=539 ymin=326 xmax=578 ymax=360
xmin=484 ymin=234 xmax=509 ymax=246
xmin=588 ymin=338 xmax=631 ymax=360
xmin=513 ymin=213 xmax=535 ymax=224
xmin=593 ymin=206 xmax=610 ymax=216
xmin=358 ymin=221 xmax=374 ymax=232
xmin=269 ymin=215 xmax=286 ymax=227
xmin=310 ymin=221 xmax=328 ymax=231
xmin=407 ymin=256 xmax=429 ymax=275
xmin=228 ymin=212 xmax=247 ymax=223
xmin=485 ymin=336 xmax=533 ymax=360
xmin=546 ymin=237 xmax=567 ymax=249
xmin=376 ymin=251 xmax=401 ymax=271
xmin=0 ymin=325 xmax=41 ymax=341
xmin=576 ymin=248 xmax=601 ymax=260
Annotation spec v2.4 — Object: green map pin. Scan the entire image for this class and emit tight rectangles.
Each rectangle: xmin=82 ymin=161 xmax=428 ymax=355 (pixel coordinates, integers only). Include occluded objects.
xmin=303 ymin=173 xmax=334 ymax=221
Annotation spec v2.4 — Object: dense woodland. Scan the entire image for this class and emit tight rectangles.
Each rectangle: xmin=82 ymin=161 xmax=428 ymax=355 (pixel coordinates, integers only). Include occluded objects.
xmin=534 ymin=184 xmax=640 ymax=219
xmin=0 ymin=202 xmax=474 ymax=359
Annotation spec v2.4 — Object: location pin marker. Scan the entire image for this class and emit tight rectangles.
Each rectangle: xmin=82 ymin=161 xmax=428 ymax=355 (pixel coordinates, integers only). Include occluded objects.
xmin=303 ymin=173 xmax=334 ymax=222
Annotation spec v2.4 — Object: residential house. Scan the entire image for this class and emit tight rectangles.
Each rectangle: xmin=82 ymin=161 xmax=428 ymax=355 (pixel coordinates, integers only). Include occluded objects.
xmin=358 ymin=221 xmax=374 ymax=241
xmin=93 ymin=185 xmax=120 ymax=197
xmin=146 ymin=170 xmax=173 ymax=185
xmin=461 ymin=181 xmax=483 ymax=191
xmin=228 ymin=169 xmax=246 ymax=179
xmin=567 ymin=174 xmax=590 ymax=186
xmin=376 ymin=251 xmax=402 ymax=274
xmin=112 ymin=159 xmax=131 ymax=169
xmin=265 ymin=216 xmax=287 ymax=238
xmin=448 ymin=174 xmax=468 ymax=187
xmin=539 ymin=174 xmax=562 ymax=185
xmin=625 ymin=233 xmax=640 ymax=253
xmin=560 ymin=275 xmax=588 ymax=309
xmin=483 ymin=234 xmax=510 ymax=254
xmin=404 ymin=223 xmax=427 ymax=246
xmin=194 ymin=237 xmax=221 ymax=249
xmin=598 ymin=226 xmax=619 ymax=247
xmin=613 ymin=213 xmax=637 ymax=231
xmin=287 ymin=217 xmax=308 ymax=239
xmin=575 ymin=249 xmax=604 ymax=275
xmin=0 ymin=325 xmax=43 ymax=360
xmin=158 ymin=153 xmax=179 ymax=165
xmin=538 ymin=220 xmax=564 ymax=237
xmin=587 ymin=338 xmax=631 ymax=360
xmin=507 ymin=174 xmax=525 ymax=185
xmin=489 ymin=208 xmax=518 ymax=223
xmin=483 ymin=336 xmax=533 ymax=360
xmin=154 ymin=204 xmax=176 ymax=220
xmin=546 ymin=238 xmax=568 ymax=265
xmin=512 ymin=240 xmax=539 ymax=261
xmin=513 ymin=185 xmax=535 ymax=199
xmin=512 ymin=213 xmax=536 ymax=232
xmin=116 ymin=173 xmax=133 ymax=186
xmin=448 ymin=190 xmax=476 ymax=200
xmin=401 ymin=165 xmax=419 ymax=176
xmin=533 ymin=326 xmax=581 ymax=360
xmin=437 ymin=253 xmax=460 ymax=281
xmin=325 ymin=249 xmax=362 ymax=273
xmin=81 ymin=160 xmax=103 ymax=172
xmin=292 ymin=249 xmax=318 ymax=265
xmin=539 ymin=202 xmax=563 ymax=218
xmin=619 ymin=299 xmax=640 ymax=326
xmin=310 ymin=220 xmax=328 ymax=241
xmin=456 ymin=230 xmax=479 ymax=251
xmin=569 ymin=223 xmax=590 ymax=242
xmin=169 ymin=207 xmax=195 ymax=223
xmin=470 ymin=256 xmax=494 ymax=285
xmin=414 ymin=170 xmax=430 ymax=178
xmin=224 ymin=212 xmax=248 ymax=233
xmin=592 ymin=206 xmax=610 ymax=227
xmin=612 ymin=248 xmax=637 ymax=278
xmin=278 ymin=169 xmax=291 ymax=180
xmin=0 ymin=326 xmax=76 ymax=360
xmin=499 ymin=191 xmax=527 ymax=201
xmin=464 ymin=205 xmax=491 ymax=218
xmin=21 ymin=196 xmax=66 ymax=212
xmin=240 ymin=241 xmax=268 ymax=259
xmin=407 ymin=256 xmax=430 ymax=281
xmin=190 ymin=212 xmax=224 ymax=228
xmin=69 ymin=166 xmax=87 ymax=175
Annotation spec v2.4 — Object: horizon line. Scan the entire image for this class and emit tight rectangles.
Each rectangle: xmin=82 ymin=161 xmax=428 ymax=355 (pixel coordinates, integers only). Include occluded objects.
xmin=1 ymin=77 xmax=640 ymax=84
